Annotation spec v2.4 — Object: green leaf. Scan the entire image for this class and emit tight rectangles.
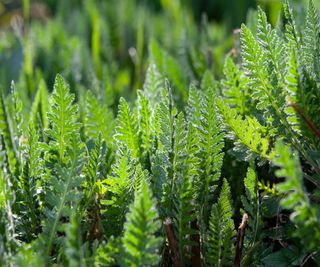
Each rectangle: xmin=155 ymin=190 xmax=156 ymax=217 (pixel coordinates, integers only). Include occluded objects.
xmin=143 ymin=63 xmax=163 ymax=105
xmin=273 ymin=141 xmax=320 ymax=253
xmin=114 ymin=98 xmax=140 ymax=161
xmin=197 ymin=89 xmax=224 ymax=223
xmin=119 ymin=178 xmax=162 ymax=267
xmin=221 ymin=56 xmax=248 ymax=115
xmin=137 ymin=90 xmax=153 ymax=163
xmin=65 ymin=211 xmax=86 ymax=267
xmin=84 ymin=91 xmax=114 ymax=143
xmin=207 ymin=179 xmax=235 ymax=266
xmin=102 ymin=145 xmax=135 ymax=236
xmin=46 ymin=74 xmax=81 ymax=162
xmin=257 ymin=7 xmax=286 ymax=86
xmin=0 ymin=94 xmax=14 ymax=153
xmin=41 ymin=134 xmax=85 ymax=256
xmin=216 ymin=98 xmax=274 ymax=162
xmin=303 ymin=0 xmax=320 ymax=79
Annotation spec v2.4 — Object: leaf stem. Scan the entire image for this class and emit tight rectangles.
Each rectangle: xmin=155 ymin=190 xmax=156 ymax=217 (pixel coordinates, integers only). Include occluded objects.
xmin=164 ymin=217 xmax=181 ymax=267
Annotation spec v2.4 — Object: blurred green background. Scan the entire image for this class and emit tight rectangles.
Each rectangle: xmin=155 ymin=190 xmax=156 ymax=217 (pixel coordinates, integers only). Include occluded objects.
xmin=0 ymin=0 xmax=310 ymax=108
xmin=1 ymin=0 xmax=284 ymax=27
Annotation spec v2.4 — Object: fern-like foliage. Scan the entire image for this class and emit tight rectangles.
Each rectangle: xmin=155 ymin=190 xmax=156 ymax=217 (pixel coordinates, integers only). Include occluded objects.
xmin=283 ymin=0 xmax=301 ymax=48
xmin=46 ymin=74 xmax=81 ymax=163
xmin=216 ymin=98 xmax=274 ymax=162
xmin=197 ymin=89 xmax=224 ymax=224
xmin=119 ymin=178 xmax=162 ymax=267
xmin=0 ymin=95 xmax=18 ymax=192
xmin=240 ymin=166 xmax=262 ymax=265
xmin=81 ymin=135 xmax=107 ymax=241
xmin=114 ymin=98 xmax=140 ymax=161
xmin=241 ymin=22 xmax=288 ymax=134
xmin=257 ymin=7 xmax=286 ymax=87
xmin=157 ymin=84 xmax=176 ymax=154
xmin=290 ymin=1 xmax=320 ymax=151
xmin=82 ymin=135 xmax=107 ymax=205
xmin=176 ymin=122 xmax=200 ymax=264
xmin=172 ymin=112 xmax=196 ymax=264
xmin=221 ymin=57 xmax=249 ymax=115
xmin=84 ymin=91 xmax=114 ymax=143
xmin=65 ymin=210 xmax=87 ymax=267
xmin=207 ymin=179 xmax=235 ymax=266
xmin=282 ymin=10 xmax=320 ymax=160
xmin=143 ymin=63 xmax=163 ymax=105
xmin=102 ymin=145 xmax=135 ymax=236
xmin=12 ymin=242 xmax=45 ymax=267
xmin=241 ymin=166 xmax=259 ymax=240
xmin=150 ymin=152 xmax=168 ymax=211
xmin=152 ymin=85 xmax=200 ymax=264
xmin=241 ymin=23 xmax=270 ymax=112
xmin=18 ymin=122 xmax=42 ymax=240
xmin=273 ymin=141 xmax=320 ymax=256
xmin=83 ymin=136 xmax=107 ymax=192
xmin=1 ymin=1 xmax=320 ymax=265
xmin=172 ymin=111 xmax=187 ymax=191
xmin=200 ymin=70 xmax=216 ymax=93
xmin=137 ymin=90 xmax=153 ymax=165
xmin=10 ymin=82 xmax=23 ymax=141
xmin=185 ymin=84 xmax=203 ymax=127
xmin=94 ymin=237 xmax=120 ymax=266
xmin=238 ymin=0 xmax=320 ymax=166
xmin=185 ymin=86 xmax=226 ymax=262
xmin=0 ymin=156 xmax=18 ymax=264
xmin=303 ymin=0 xmax=320 ymax=80
xmin=284 ymin=44 xmax=301 ymax=135
xmin=41 ymin=135 xmax=85 ymax=256
xmin=0 ymin=94 xmax=14 ymax=154
xmin=151 ymin=84 xmax=176 ymax=219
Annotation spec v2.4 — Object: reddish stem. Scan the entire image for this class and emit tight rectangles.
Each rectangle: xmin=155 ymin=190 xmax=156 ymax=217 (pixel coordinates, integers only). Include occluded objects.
xmin=287 ymin=98 xmax=320 ymax=138
xmin=164 ymin=218 xmax=182 ymax=267
xmin=190 ymin=219 xmax=201 ymax=267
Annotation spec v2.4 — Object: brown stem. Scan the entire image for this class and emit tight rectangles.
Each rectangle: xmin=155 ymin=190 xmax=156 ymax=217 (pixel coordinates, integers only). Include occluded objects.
xmin=190 ymin=219 xmax=201 ymax=267
xmin=234 ymin=213 xmax=249 ymax=267
xmin=164 ymin=218 xmax=182 ymax=267
xmin=287 ymin=98 xmax=320 ymax=138
xmin=88 ymin=194 xmax=103 ymax=241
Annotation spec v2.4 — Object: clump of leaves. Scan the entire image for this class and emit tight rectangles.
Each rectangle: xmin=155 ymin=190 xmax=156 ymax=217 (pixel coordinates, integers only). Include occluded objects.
xmin=0 ymin=0 xmax=320 ymax=266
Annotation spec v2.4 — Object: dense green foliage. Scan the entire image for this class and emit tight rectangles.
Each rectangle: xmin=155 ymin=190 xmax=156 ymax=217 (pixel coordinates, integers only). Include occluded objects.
xmin=0 ymin=0 xmax=320 ymax=266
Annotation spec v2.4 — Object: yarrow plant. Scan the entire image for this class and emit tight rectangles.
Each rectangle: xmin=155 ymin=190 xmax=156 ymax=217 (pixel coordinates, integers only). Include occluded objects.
xmin=0 ymin=0 xmax=319 ymax=266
